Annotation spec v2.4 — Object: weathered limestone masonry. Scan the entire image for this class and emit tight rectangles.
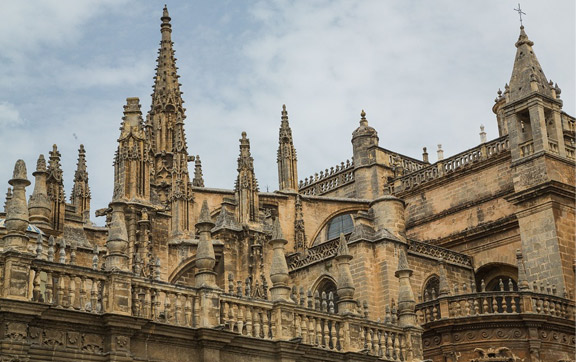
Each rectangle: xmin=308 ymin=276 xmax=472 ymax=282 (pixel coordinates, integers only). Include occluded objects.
xmin=0 ymin=7 xmax=573 ymax=362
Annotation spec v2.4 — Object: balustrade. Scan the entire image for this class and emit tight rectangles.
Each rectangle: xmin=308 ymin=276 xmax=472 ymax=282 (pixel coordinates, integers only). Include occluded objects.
xmin=416 ymin=289 xmax=574 ymax=325
xmin=548 ymin=140 xmax=560 ymax=154
xmin=519 ymin=140 xmax=534 ymax=157
xmin=299 ymin=159 xmax=354 ymax=196
xmin=30 ymin=260 xmax=106 ymax=313
xmin=392 ymin=136 xmax=509 ymax=193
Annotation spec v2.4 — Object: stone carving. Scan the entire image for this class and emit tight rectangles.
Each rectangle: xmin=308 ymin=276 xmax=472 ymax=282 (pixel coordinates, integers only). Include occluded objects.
xmin=409 ymin=240 xmax=473 ymax=267
xmin=82 ymin=333 xmax=103 ymax=353
xmin=470 ymin=347 xmax=516 ymax=362
xmin=115 ymin=335 xmax=129 ymax=350
xmin=43 ymin=329 xmax=64 ymax=347
xmin=5 ymin=322 xmax=27 ymax=342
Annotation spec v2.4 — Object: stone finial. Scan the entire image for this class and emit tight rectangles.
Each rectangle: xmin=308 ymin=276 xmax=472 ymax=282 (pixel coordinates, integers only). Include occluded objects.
xmin=516 ymin=249 xmax=530 ymax=290
xmin=277 ymin=104 xmax=299 ymax=191
xmin=195 ymin=200 xmax=217 ymax=288
xmin=359 ymin=109 xmax=368 ymax=126
xmin=29 ymin=154 xmax=52 ymax=228
xmin=479 ymin=125 xmax=487 ymax=143
xmin=422 ymin=147 xmax=429 ymax=163
xmin=395 ymin=248 xmax=416 ymax=327
xmin=104 ymin=206 xmax=129 ymax=271
xmin=268 ymin=218 xmax=291 ymax=301
xmin=335 ymin=233 xmax=356 ymax=314
xmin=3 ymin=160 xmax=31 ymax=250
xmin=4 ymin=187 xmax=12 ymax=213
xmin=438 ymin=260 xmax=450 ymax=296
xmin=35 ymin=234 xmax=43 ymax=259
xmin=437 ymin=144 xmax=444 ymax=161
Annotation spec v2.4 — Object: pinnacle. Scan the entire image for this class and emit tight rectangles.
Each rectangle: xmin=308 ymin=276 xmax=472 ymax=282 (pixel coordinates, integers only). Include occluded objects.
xmin=11 ymin=160 xmax=28 ymax=182
xmin=359 ymin=109 xmax=368 ymax=126
xmin=396 ymin=248 xmax=410 ymax=272
xmin=272 ymin=217 xmax=284 ymax=240
xmin=198 ymin=200 xmax=213 ymax=224
xmin=35 ymin=154 xmax=47 ymax=173
xmin=336 ymin=233 xmax=350 ymax=256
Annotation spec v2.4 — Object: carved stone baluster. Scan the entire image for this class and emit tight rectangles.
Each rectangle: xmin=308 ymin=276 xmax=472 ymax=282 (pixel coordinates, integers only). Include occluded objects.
xmin=338 ymin=322 xmax=344 ymax=351
xmin=394 ymin=333 xmax=401 ymax=361
xmin=174 ymin=293 xmax=182 ymax=325
xmin=386 ymin=332 xmax=393 ymax=358
xmin=301 ymin=316 xmax=309 ymax=344
xmin=254 ymin=309 xmax=262 ymax=338
xmin=68 ymin=275 xmax=76 ymax=309
xmin=78 ymin=277 xmax=87 ymax=311
xmin=307 ymin=290 xmax=313 ymax=309
xmin=323 ymin=319 xmax=330 ymax=348
xmin=45 ymin=271 xmax=54 ymax=304
xmin=432 ymin=303 xmax=438 ymax=320
xmin=152 ymin=289 xmax=159 ymax=320
xmin=366 ymin=328 xmax=373 ymax=353
xmin=193 ymin=295 xmax=200 ymax=327
xmin=56 ymin=274 xmax=65 ymax=308
xmin=228 ymin=303 xmax=237 ymax=332
xmin=143 ymin=288 xmax=151 ymax=319
xmin=222 ymin=301 xmax=230 ymax=328
xmin=262 ymin=310 xmax=270 ymax=339
xmin=299 ymin=287 xmax=305 ymax=307
xmin=184 ymin=296 xmax=192 ymax=327
xmin=511 ymin=295 xmax=517 ymax=313
xmin=492 ymin=296 xmax=498 ymax=314
xmin=308 ymin=317 xmax=315 ymax=344
xmin=473 ymin=297 xmax=480 ymax=315
xmin=464 ymin=298 xmax=471 ymax=316
xmin=502 ymin=294 xmax=508 ymax=313
xmin=32 ymin=269 xmax=42 ymax=302
xmin=315 ymin=318 xmax=322 ymax=346
xmin=237 ymin=306 xmax=244 ymax=335
xmin=164 ymin=292 xmax=172 ymax=323
xmin=330 ymin=322 xmax=337 ymax=350
xmin=371 ymin=328 xmax=378 ymax=355
xmin=543 ymin=299 xmax=550 ymax=315
xmin=90 ymin=278 xmax=98 ymax=312
xmin=246 ymin=307 xmax=253 ymax=337
xmin=482 ymin=296 xmax=489 ymax=314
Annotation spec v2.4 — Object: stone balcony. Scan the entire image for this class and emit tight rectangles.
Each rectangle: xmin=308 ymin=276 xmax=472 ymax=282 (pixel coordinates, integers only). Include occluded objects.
xmin=415 ymin=289 xmax=575 ymax=362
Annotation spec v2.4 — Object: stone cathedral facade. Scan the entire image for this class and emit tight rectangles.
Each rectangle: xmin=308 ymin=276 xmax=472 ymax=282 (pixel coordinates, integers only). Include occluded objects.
xmin=0 ymin=7 xmax=574 ymax=362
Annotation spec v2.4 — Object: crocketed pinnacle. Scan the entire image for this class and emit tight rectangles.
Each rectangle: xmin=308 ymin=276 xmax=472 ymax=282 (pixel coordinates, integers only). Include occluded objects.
xmin=73 ymin=145 xmax=89 ymax=184
xmin=271 ymin=217 xmax=284 ymax=240
xmin=279 ymin=104 xmax=293 ymax=142
xmin=277 ymin=104 xmax=298 ymax=191
xmin=508 ymin=26 xmax=554 ymax=102
xmin=197 ymin=200 xmax=213 ymax=226
xmin=336 ymin=233 xmax=350 ymax=257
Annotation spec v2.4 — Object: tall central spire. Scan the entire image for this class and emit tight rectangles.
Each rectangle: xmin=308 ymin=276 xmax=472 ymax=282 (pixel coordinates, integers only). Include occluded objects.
xmin=145 ymin=6 xmax=193 ymax=235
xmin=277 ymin=104 xmax=298 ymax=191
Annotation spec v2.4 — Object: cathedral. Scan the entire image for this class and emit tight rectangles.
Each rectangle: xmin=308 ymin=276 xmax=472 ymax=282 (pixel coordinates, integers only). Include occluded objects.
xmin=0 ymin=6 xmax=574 ymax=362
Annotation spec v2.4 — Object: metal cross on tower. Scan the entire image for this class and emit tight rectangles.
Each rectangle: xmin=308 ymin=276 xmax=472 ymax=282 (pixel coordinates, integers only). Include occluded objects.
xmin=514 ymin=3 xmax=526 ymax=26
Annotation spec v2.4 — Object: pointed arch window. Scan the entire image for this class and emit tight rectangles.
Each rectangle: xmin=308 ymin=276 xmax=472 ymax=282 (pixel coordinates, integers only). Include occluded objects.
xmin=326 ymin=214 xmax=353 ymax=240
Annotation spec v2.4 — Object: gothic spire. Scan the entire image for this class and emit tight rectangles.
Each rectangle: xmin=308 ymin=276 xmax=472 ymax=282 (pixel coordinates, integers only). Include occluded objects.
xmin=71 ymin=145 xmax=91 ymax=221
xmin=235 ymin=132 xmax=259 ymax=224
xmin=47 ymin=144 xmax=65 ymax=232
xmin=277 ymin=104 xmax=298 ymax=191
xmin=192 ymin=155 xmax=204 ymax=187
xmin=508 ymin=26 xmax=555 ymax=102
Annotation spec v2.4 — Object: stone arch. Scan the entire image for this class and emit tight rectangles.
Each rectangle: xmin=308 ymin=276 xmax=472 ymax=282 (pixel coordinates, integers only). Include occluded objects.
xmin=169 ymin=256 xmax=197 ymax=286
xmin=309 ymin=207 xmax=367 ymax=247
xmin=311 ymin=274 xmax=339 ymax=312
xmin=475 ymin=262 xmax=518 ymax=291
xmin=422 ymin=274 xmax=440 ymax=301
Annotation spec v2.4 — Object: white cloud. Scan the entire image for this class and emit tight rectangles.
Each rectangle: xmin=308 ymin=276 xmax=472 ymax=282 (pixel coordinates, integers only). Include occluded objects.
xmin=0 ymin=102 xmax=23 ymax=127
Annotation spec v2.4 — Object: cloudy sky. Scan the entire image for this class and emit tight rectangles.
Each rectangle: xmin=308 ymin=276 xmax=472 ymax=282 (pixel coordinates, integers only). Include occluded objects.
xmin=0 ymin=1 xmax=574 ymax=225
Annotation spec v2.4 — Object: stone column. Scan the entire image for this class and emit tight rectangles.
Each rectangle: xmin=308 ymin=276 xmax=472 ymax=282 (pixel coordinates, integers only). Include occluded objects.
xmin=335 ymin=233 xmax=356 ymax=314
xmin=4 ymin=160 xmax=31 ymax=252
xmin=269 ymin=219 xmax=291 ymax=302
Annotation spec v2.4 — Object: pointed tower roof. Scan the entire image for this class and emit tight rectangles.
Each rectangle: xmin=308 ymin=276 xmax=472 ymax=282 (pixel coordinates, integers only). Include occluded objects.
xmin=508 ymin=26 xmax=555 ymax=102
xmin=192 ymin=155 xmax=205 ymax=187
xmin=279 ymin=104 xmax=293 ymax=143
xmin=150 ymin=5 xmax=185 ymax=113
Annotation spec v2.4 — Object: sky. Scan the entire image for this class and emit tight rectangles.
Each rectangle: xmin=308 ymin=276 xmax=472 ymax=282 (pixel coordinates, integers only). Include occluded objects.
xmin=0 ymin=1 xmax=574 ymax=226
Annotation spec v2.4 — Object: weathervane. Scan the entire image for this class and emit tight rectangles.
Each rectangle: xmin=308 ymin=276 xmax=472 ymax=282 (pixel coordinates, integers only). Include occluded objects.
xmin=514 ymin=3 xmax=526 ymax=26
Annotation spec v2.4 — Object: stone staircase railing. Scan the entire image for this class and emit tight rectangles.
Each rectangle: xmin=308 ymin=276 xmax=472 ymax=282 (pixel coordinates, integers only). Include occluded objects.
xmin=408 ymin=240 xmax=473 ymax=268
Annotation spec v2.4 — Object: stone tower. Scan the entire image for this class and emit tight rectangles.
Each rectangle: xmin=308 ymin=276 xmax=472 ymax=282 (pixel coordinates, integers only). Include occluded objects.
xmin=494 ymin=26 xmax=574 ymax=295
xmin=235 ymin=132 xmax=259 ymax=224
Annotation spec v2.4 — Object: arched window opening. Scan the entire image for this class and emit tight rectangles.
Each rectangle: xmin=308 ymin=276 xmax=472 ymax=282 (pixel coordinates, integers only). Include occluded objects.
xmin=423 ymin=275 xmax=440 ymax=301
xmin=475 ymin=263 xmax=518 ymax=292
xmin=326 ymin=214 xmax=353 ymax=240
xmin=315 ymin=278 xmax=339 ymax=313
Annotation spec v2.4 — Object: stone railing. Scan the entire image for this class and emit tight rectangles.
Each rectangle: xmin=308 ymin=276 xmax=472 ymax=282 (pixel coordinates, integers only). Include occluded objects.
xmin=287 ymin=236 xmax=340 ymax=271
xmin=519 ymin=140 xmax=534 ymax=157
xmin=566 ymin=145 xmax=575 ymax=160
xmin=30 ymin=260 xmax=107 ymax=312
xmin=299 ymin=159 xmax=354 ymax=196
xmin=548 ymin=139 xmax=560 ymax=154
xmin=219 ymin=291 xmax=409 ymax=361
xmin=390 ymin=136 xmax=510 ymax=194
xmin=131 ymin=278 xmax=199 ymax=327
xmin=408 ymin=240 xmax=473 ymax=268
xmin=416 ymin=289 xmax=575 ymax=325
